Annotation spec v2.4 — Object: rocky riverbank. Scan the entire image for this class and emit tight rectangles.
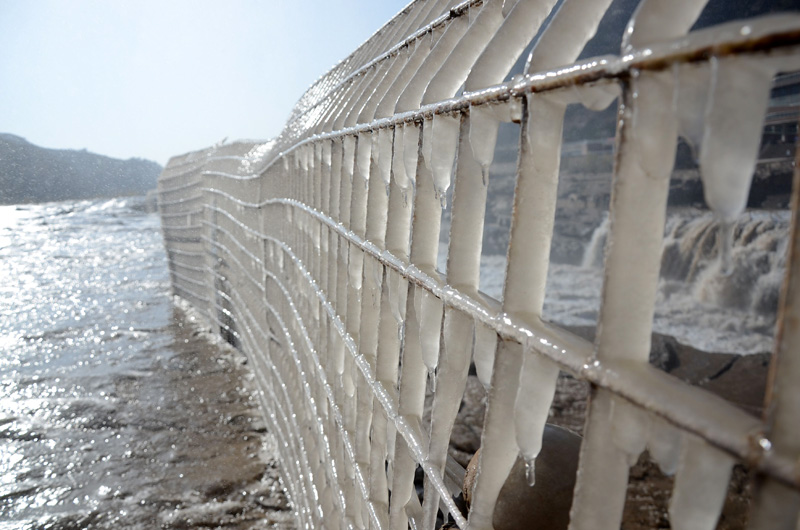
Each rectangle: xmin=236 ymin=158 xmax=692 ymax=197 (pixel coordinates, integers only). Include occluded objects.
xmin=437 ymin=327 xmax=770 ymax=529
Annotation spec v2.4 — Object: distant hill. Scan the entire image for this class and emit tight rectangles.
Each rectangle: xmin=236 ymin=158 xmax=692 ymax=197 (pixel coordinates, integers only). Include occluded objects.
xmin=0 ymin=133 xmax=162 ymax=205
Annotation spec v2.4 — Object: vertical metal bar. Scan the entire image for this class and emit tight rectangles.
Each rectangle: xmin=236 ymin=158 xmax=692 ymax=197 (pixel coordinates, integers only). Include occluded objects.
xmin=569 ymin=69 xmax=677 ymax=530
xmin=467 ymin=93 xmax=566 ymax=530
xmin=747 ymin=127 xmax=800 ymax=529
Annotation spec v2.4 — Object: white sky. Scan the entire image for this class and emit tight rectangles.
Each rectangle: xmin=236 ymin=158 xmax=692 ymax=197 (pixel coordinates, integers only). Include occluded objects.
xmin=1 ymin=1 xmax=409 ymax=165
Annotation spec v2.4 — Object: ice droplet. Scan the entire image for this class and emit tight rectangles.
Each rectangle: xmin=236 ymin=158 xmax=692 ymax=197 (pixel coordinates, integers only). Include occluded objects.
xmin=514 ymin=353 xmax=559 ymax=475
xmin=524 ymin=456 xmax=536 ymax=487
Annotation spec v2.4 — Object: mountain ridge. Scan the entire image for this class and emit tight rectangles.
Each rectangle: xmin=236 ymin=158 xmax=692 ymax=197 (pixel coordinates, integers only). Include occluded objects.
xmin=0 ymin=133 xmax=162 ymax=205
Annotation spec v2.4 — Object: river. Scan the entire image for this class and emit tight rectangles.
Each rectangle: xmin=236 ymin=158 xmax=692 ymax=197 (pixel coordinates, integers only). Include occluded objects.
xmin=0 ymin=197 xmax=293 ymax=529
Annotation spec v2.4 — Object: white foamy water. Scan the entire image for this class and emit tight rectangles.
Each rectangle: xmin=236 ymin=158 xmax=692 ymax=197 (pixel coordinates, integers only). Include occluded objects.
xmin=466 ymin=208 xmax=787 ymax=355
xmin=0 ymin=197 xmax=292 ymax=529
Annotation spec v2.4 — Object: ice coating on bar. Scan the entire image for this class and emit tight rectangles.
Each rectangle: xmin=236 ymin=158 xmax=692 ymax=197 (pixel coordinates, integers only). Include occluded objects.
xmin=342 ymin=136 xmax=357 ymax=184
xmin=416 ymin=288 xmax=443 ymax=386
xmin=375 ymin=127 xmax=394 ymax=194
xmin=675 ymin=62 xmax=710 ymax=158
xmin=469 ymin=104 xmax=502 ymax=184
xmin=699 ymin=56 xmax=776 ymax=223
xmin=392 ymin=125 xmax=410 ymax=193
xmin=402 ymin=124 xmax=420 ymax=190
xmin=421 ymin=119 xmax=434 ymax=171
xmin=669 ymin=435 xmax=735 ymax=529
xmin=514 ymin=352 xmax=559 ymax=485
xmin=473 ymin=321 xmax=497 ymax=389
xmin=648 ymin=415 xmax=682 ymax=476
xmin=387 ymin=270 xmax=406 ymax=325
xmin=574 ymin=82 xmax=619 ymax=112
xmin=356 ymin=132 xmax=373 ymax=188
xmin=429 ymin=113 xmax=460 ymax=206
xmin=610 ymin=396 xmax=649 ymax=467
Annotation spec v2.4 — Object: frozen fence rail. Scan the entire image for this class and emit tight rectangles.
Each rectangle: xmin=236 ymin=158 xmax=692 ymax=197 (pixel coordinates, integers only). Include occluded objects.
xmin=158 ymin=1 xmax=800 ymax=528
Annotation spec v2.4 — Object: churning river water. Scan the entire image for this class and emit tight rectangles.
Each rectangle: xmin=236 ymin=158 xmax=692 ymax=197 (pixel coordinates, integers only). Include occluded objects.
xmin=0 ymin=197 xmax=293 ymax=529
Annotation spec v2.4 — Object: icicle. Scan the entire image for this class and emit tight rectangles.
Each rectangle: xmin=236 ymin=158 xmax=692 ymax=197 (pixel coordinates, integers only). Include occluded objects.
xmin=348 ymin=249 xmax=363 ymax=292
xmin=469 ymin=104 xmax=502 ymax=186
xmin=421 ymin=118 xmax=434 ymax=171
xmin=356 ymin=132 xmax=372 ymax=189
xmin=311 ymin=219 xmax=321 ymax=250
xmin=392 ymin=124 xmax=409 ymax=193
xmin=371 ymin=257 xmax=383 ymax=291
xmin=322 ymin=139 xmax=332 ymax=167
xmin=574 ymin=83 xmax=620 ymax=112
xmin=472 ymin=321 xmax=497 ymax=389
xmin=302 ymin=144 xmax=312 ymax=171
xmin=698 ymin=56 xmax=776 ymax=223
xmin=669 ymin=434 xmax=735 ymax=529
xmin=610 ymin=396 xmax=650 ymax=467
xmin=514 ymin=352 xmax=559 ymax=486
xmin=647 ymin=414 xmax=682 ymax=476
xmin=698 ymin=56 xmax=780 ymax=276
xmin=387 ymin=270 xmax=406 ymax=325
xmin=430 ymin=113 xmax=460 ymax=207
xmin=374 ymin=127 xmax=394 ymax=195
xmin=675 ymin=62 xmax=711 ymax=160
xmin=415 ymin=288 xmax=443 ymax=391
xmin=342 ymin=135 xmax=356 ymax=181
xmin=312 ymin=143 xmax=320 ymax=170
xmin=333 ymin=331 xmax=345 ymax=377
xmin=402 ymin=123 xmax=420 ymax=191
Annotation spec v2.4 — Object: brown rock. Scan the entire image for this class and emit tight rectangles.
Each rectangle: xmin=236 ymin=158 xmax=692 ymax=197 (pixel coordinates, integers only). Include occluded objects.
xmin=463 ymin=424 xmax=582 ymax=530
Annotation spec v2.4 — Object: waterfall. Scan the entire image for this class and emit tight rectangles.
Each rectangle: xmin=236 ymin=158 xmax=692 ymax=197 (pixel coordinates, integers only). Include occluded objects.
xmin=581 ymin=213 xmax=610 ymax=268
xmin=582 ymin=209 xmax=789 ymax=317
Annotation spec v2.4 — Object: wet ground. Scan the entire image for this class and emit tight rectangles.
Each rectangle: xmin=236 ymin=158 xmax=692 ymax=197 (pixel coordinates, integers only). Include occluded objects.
xmin=0 ymin=198 xmax=293 ymax=529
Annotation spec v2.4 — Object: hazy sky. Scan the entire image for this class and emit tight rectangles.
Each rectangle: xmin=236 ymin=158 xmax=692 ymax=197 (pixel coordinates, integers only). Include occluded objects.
xmin=1 ymin=1 xmax=409 ymax=165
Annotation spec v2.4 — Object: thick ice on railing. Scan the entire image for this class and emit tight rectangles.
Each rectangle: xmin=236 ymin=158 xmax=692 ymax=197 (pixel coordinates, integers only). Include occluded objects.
xmin=158 ymin=1 xmax=800 ymax=529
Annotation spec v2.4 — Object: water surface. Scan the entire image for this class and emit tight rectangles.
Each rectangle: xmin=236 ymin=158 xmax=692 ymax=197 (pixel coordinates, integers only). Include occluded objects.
xmin=0 ymin=197 xmax=293 ymax=529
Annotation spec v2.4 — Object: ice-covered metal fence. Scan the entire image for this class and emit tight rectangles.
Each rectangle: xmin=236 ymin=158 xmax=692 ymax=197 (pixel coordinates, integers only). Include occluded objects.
xmin=158 ymin=1 xmax=800 ymax=528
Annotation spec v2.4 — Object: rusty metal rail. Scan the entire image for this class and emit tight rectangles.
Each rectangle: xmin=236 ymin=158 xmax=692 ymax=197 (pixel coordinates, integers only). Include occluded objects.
xmin=158 ymin=1 xmax=800 ymax=528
